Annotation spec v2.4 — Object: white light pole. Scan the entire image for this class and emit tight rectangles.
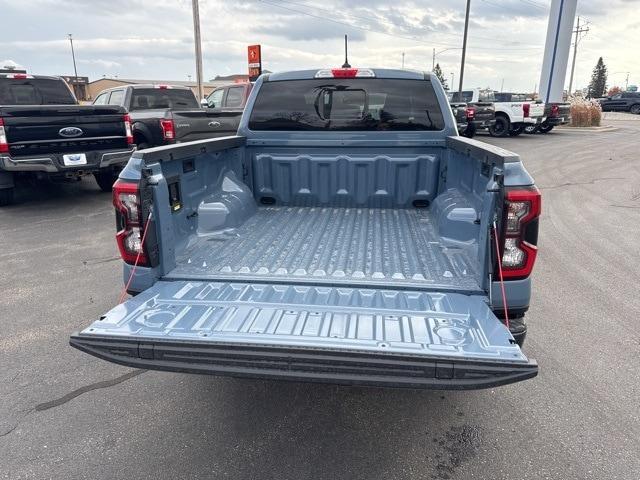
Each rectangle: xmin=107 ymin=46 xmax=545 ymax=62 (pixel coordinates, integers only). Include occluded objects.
xmin=432 ymin=47 xmax=461 ymax=71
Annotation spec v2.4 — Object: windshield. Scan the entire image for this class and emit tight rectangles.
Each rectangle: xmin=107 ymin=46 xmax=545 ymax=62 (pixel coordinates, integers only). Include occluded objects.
xmin=130 ymin=88 xmax=199 ymax=110
xmin=0 ymin=78 xmax=77 ymax=105
xmin=248 ymin=78 xmax=444 ymax=131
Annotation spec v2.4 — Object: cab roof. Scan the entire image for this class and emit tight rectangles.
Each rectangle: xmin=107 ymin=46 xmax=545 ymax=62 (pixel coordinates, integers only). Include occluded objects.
xmin=266 ymin=68 xmax=432 ymax=82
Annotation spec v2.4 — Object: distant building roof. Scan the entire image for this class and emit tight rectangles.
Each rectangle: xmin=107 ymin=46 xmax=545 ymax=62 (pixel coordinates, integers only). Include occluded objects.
xmin=210 ymin=71 xmax=271 ymax=82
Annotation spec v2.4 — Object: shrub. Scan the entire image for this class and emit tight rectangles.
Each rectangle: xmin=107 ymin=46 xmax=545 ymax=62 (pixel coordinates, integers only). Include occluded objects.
xmin=570 ymin=98 xmax=602 ymax=127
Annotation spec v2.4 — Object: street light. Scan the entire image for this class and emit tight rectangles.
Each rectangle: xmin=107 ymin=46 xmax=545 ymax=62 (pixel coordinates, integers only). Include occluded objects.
xmin=611 ymin=71 xmax=630 ymax=91
xmin=67 ymin=34 xmax=78 ymax=80
xmin=432 ymin=47 xmax=462 ymax=71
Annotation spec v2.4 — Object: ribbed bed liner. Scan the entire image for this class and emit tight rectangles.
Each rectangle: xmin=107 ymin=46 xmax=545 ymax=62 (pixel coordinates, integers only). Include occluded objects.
xmin=168 ymin=206 xmax=481 ymax=292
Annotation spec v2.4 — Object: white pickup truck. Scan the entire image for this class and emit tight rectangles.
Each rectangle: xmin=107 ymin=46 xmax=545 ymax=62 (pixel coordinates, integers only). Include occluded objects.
xmin=455 ymin=89 xmax=545 ymax=137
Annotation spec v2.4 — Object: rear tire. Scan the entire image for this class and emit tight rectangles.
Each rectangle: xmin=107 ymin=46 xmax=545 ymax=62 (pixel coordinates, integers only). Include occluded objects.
xmin=136 ymin=142 xmax=151 ymax=150
xmin=508 ymin=125 xmax=525 ymax=136
xmin=489 ymin=116 xmax=509 ymax=137
xmin=630 ymin=104 xmax=640 ymax=115
xmin=538 ymin=123 xmax=554 ymax=133
xmin=0 ymin=187 xmax=15 ymax=206
xmin=94 ymin=170 xmax=118 ymax=193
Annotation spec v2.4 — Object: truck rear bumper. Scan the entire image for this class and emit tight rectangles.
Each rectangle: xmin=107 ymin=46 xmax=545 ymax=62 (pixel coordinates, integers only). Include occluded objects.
xmin=0 ymin=146 xmax=135 ymax=173
xmin=545 ymin=116 xmax=570 ymax=126
xmin=69 ymin=335 xmax=538 ymax=390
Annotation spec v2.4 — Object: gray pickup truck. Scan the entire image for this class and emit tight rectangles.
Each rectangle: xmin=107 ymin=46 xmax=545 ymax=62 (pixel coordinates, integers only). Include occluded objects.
xmin=93 ymin=84 xmax=233 ymax=150
xmin=71 ymin=68 xmax=541 ymax=389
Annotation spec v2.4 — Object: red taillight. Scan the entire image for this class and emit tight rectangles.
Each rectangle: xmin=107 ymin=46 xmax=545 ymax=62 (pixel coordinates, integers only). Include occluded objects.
xmin=123 ymin=114 xmax=133 ymax=144
xmin=523 ymin=103 xmax=530 ymax=118
xmin=465 ymin=107 xmax=475 ymax=120
xmin=113 ymin=179 xmax=148 ymax=266
xmin=10 ymin=73 xmax=29 ymax=79
xmin=160 ymin=119 xmax=175 ymax=141
xmin=0 ymin=118 xmax=8 ymax=154
xmin=550 ymin=104 xmax=559 ymax=117
xmin=501 ymin=187 xmax=541 ymax=279
xmin=331 ymin=68 xmax=359 ymax=78
xmin=155 ymin=84 xmax=170 ymax=89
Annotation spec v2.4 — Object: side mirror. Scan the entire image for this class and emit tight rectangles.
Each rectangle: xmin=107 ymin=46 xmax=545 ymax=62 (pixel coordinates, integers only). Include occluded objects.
xmin=607 ymin=96 xmax=612 ymax=100
xmin=200 ymin=98 xmax=209 ymax=108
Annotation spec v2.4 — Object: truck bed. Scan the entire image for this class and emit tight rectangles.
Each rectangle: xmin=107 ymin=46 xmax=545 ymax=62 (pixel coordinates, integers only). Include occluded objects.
xmin=168 ymin=205 xmax=482 ymax=292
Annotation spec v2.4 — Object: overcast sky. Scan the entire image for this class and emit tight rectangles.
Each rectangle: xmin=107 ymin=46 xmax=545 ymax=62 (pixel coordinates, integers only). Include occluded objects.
xmin=1 ymin=0 xmax=638 ymax=92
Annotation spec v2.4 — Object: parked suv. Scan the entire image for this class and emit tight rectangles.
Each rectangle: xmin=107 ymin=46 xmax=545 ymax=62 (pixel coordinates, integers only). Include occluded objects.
xmin=599 ymin=92 xmax=640 ymax=114
xmin=204 ymin=83 xmax=253 ymax=135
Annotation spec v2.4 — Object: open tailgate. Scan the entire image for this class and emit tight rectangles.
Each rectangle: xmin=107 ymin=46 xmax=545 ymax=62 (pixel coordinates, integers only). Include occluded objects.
xmin=70 ymin=281 xmax=537 ymax=390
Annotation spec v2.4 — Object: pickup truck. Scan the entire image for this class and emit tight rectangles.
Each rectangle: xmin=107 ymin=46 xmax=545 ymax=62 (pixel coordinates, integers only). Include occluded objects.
xmin=93 ymin=84 xmax=233 ymax=150
xmin=459 ymin=90 xmax=544 ymax=137
xmin=0 ymin=73 xmax=135 ymax=205
xmin=203 ymin=82 xmax=253 ymax=136
xmin=491 ymin=91 xmax=545 ymax=136
xmin=71 ymin=68 xmax=541 ymax=390
xmin=448 ymin=91 xmax=496 ymax=137
xmin=524 ymin=103 xmax=571 ymax=134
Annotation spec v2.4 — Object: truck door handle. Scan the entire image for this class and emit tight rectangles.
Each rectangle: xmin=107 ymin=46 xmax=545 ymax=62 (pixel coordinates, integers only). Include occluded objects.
xmin=208 ymin=121 xmax=221 ymax=128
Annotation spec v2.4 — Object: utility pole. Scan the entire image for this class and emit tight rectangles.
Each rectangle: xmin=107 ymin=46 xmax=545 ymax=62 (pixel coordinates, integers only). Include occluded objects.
xmin=67 ymin=34 xmax=78 ymax=79
xmin=402 ymin=52 xmax=405 ymax=69
xmin=458 ymin=0 xmax=471 ymax=94
xmin=450 ymin=73 xmax=455 ymax=90
xmin=432 ymin=48 xmax=435 ymax=71
xmin=568 ymin=16 xmax=589 ymax=96
xmin=191 ymin=0 xmax=205 ymax=102
xmin=500 ymin=78 xmax=504 ymax=92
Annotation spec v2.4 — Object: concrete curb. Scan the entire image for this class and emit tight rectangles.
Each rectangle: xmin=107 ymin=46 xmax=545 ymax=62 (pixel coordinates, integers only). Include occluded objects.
xmin=556 ymin=125 xmax=618 ymax=132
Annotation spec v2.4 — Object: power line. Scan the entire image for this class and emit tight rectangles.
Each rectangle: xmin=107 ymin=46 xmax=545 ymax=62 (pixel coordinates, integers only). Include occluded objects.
xmin=568 ymin=15 xmax=589 ymax=94
xmin=259 ymin=0 xmax=544 ymax=51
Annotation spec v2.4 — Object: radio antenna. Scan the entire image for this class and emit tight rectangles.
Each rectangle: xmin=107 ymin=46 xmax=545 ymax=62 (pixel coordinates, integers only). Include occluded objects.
xmin=342 ymin=34 xmax=351 ymax=68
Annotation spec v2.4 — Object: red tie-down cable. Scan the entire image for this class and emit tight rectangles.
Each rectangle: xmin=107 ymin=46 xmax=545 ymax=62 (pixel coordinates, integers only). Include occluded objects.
xmin=119 ymin=209 xmax=153 ymax=304
xmin=492 ymin=221 xmax=510 ymax=330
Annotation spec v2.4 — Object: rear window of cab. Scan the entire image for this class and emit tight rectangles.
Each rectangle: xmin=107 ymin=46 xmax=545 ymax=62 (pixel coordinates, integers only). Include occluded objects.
xmin=249 ymin=78 xmax=445 ymax=131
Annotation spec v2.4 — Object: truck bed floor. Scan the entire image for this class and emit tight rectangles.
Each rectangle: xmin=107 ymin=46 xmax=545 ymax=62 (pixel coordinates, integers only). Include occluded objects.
xmin=167 ymin=206 xmax=481 ymax=292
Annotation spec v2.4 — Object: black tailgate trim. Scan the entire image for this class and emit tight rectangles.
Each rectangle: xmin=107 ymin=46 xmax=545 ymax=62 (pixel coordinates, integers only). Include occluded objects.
xmin=70 ymin=335 xmax=538 ymax=390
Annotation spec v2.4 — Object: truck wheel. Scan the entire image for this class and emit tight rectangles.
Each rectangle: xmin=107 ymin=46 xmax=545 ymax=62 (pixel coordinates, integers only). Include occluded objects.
xmin=524 ymin=124 xmax=538 ymax=134
xmin=489 ymin=116 xmax=509 ymax=137
xmin=137 ymin=142 xmax=151 ymax=150
xmin=508 ymin=125 xmax=525 ymax=136
xmin=538 ymin=123 xmax=554 ymax=133
xmin=462 ymin=123 xmax=476 ymax=138
xmin=94 ymin=171 xmax=118 ymax=192
xmin=630 ymin=104 xmax=640 ymax=115
xmin=0 ymin=187 xmax=15 ymax=206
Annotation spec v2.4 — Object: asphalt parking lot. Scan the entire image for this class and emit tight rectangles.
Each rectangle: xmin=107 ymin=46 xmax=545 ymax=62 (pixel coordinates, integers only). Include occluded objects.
xmin=1 ymin=121 xmax=639 ymax=480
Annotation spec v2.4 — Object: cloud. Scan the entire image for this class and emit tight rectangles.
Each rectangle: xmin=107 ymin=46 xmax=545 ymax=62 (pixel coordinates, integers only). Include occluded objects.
xmin=0 ymin=0 xmax=637 ymax=91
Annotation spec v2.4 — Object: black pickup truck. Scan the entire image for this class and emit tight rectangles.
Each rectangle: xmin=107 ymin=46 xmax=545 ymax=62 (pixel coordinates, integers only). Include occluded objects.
xmin=0 ymin=73 xmax=135 ymax=205
xmin=94 ymin=84 xmax=235 ymax=150
xmin=448 ymin=91 xmax=495 ymax=136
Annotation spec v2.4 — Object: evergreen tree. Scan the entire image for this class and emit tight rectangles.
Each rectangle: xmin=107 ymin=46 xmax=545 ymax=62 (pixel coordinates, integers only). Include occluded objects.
xmin=587 ymin=57 xmax=608 ymax=98
xmin=433 ymin=63 xmax=448 ymax=90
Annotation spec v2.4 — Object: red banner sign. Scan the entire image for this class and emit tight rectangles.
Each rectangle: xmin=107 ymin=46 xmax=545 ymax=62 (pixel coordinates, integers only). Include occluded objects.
xmin=248 ymin=45 xmax=262 ymax=82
